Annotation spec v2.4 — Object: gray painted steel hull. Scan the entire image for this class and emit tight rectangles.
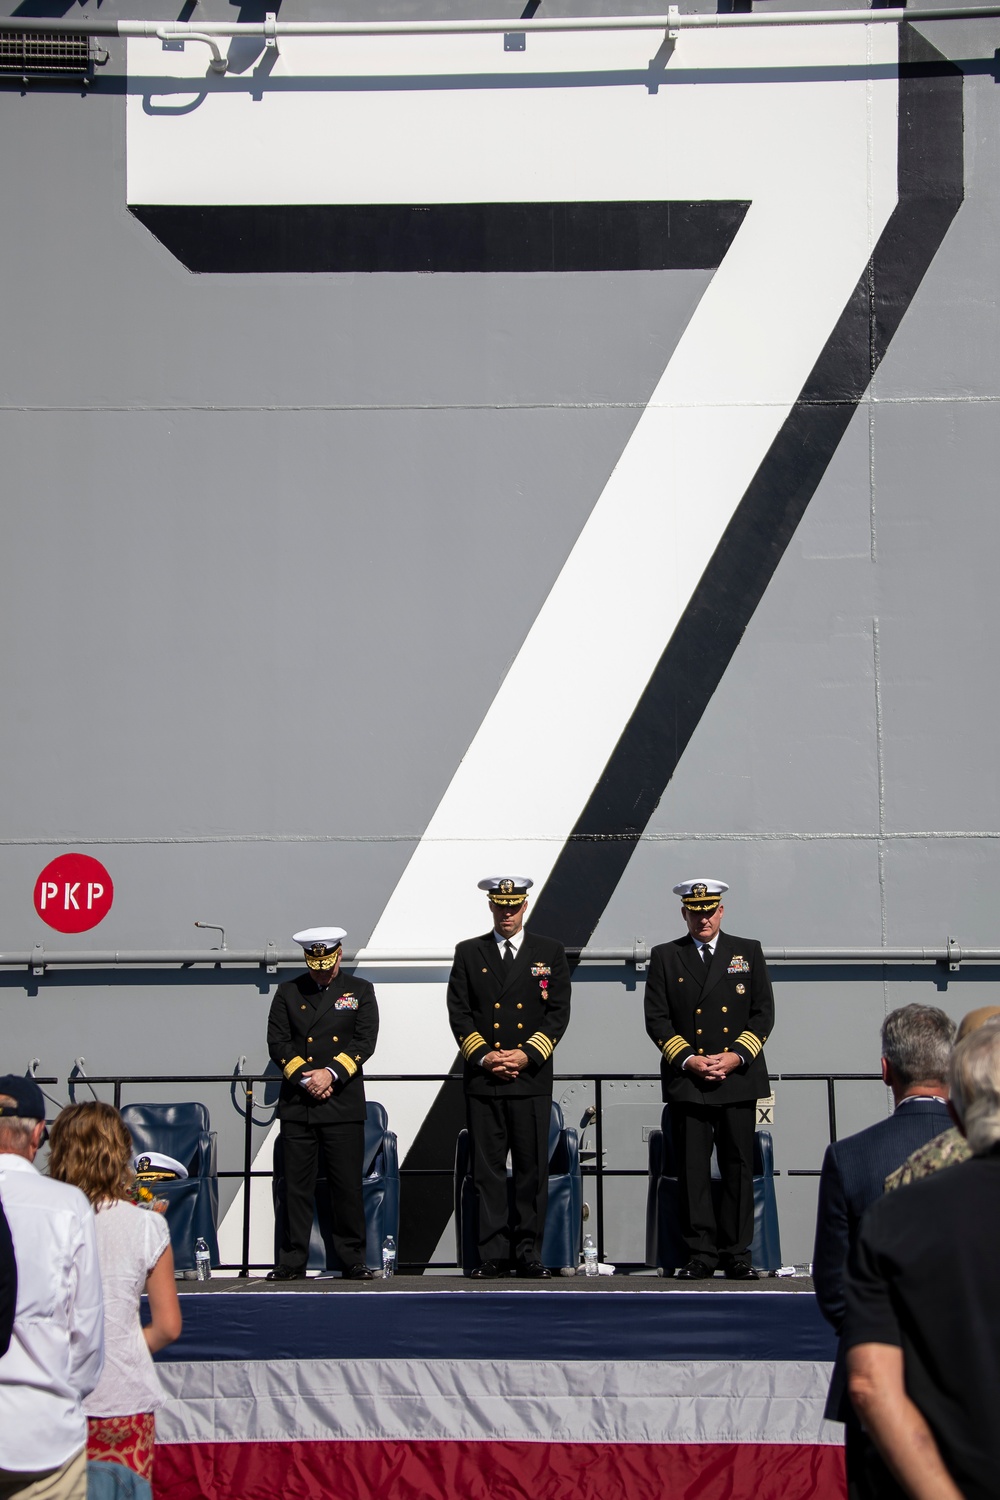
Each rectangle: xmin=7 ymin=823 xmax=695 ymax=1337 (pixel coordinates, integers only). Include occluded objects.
xmin=0 ymin=1 xmax=996 ymax=1266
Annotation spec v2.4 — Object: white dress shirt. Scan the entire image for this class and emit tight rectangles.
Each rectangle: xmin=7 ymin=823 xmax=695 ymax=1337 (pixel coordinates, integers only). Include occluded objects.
xmin=0 ymin=1153 xmax=105 ymax=1471
xmin=493 ymin=928 xmax=526 ymax=957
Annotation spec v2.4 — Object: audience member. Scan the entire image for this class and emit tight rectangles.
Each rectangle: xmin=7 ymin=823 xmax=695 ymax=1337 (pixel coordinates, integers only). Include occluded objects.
xmin=0 ymin=1200 xmax=15 ymax=1360
xmin=883 ymin=1005 xmax=1000 ymax=1191
xmin=844 ymin=1023 xmax=1000 ymax=1500
xmin=49 ymin=1103 xmax=181 ymax=1487
xmin=0 ymin=1077 xmax=104 ymax=1500
xmin=812 ymin=1004 xmax=954 ymax=1495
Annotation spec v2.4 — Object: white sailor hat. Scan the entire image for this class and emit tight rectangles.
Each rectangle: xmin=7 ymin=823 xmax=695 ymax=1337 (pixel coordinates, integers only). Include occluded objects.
xmin=133 ymin=1151 xmax=189 ymax=1182
xmin=293 ymin=927 xmax=347 ymax=971
xmin=477 ymin=876 xmax=533 ymax=907
xmin=672 ymin=879 xmax=729 ymax=912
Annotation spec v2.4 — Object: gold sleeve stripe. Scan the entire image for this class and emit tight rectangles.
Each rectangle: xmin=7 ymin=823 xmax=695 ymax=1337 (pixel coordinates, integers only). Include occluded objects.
xmin=283 ymin=1056 xmax=307 ymax=1080
xmin=662 ymin=1036 xmax=689 ymax=1063
xmin=526 ymin=1033 xmax=554 ymax=1060
xmin=735 ymin=1032 xmax=762 ymax=1058
xmin=334 ymin=1052 xmax=358 ymax=1078
xmin=460 ymin=1033 xmax=488 ymax=1060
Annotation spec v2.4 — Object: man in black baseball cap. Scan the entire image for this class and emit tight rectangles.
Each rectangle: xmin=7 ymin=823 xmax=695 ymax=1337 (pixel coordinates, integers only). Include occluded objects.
xmin=0 ymin=1075 xmax=104 ymax=1498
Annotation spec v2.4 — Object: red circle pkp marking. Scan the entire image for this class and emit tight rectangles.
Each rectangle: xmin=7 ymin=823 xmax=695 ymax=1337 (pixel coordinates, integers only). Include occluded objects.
xmin=34 ymin=854 xmax=114 ymax=934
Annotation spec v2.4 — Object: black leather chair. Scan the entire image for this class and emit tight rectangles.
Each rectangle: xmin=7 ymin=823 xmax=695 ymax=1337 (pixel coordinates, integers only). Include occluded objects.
xmin=121 ymin=1102 xmax=219 ymax=1272
xmin=454 ymin=1100 xmax=582 ymax=1274
xmin=272 ymin=1101 xmax=400 ymax=1273
xmin=645 ymin=1105 xmax=782 ymax=1273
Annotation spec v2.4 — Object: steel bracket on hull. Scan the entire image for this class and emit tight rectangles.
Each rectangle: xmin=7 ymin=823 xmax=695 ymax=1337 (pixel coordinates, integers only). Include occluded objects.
xmin=943 ymin=935 xmax=962 ymax=972
xmin=632 ymin=937 xmax=649 ymax=973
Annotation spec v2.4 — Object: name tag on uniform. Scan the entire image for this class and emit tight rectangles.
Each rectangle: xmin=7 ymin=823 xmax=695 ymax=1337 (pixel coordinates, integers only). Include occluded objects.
xmin=727 ymin=957 xmax=749 ymax=974
xmin=531 ymin=964 xmax=551 ymax=977
xmin=335 ymin=995 xmax=359 ymax=1010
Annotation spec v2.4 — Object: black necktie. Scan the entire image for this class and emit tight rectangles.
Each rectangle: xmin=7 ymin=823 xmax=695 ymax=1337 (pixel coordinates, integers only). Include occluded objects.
xmin=700 ymin=943 xmax=711 ymax=967
xmin=502 ymin=940 xmax=515 ymax=970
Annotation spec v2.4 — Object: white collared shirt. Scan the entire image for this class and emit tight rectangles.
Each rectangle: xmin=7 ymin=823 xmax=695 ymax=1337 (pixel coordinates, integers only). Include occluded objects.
xmin=696 ymin=939 xmax=716 ymax=960
xmin=494 ymin=928 xmax=526 ymax=957
xmin=0 ymin=1153 xmax=105 ymax=1471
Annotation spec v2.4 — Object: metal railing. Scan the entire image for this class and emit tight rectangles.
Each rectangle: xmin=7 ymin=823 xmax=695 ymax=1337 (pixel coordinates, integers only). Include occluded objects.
xmin=58 ymin=1067 xmax=884 ymax=1274
xmin=1 ymin=938 xmax=989 ymax=970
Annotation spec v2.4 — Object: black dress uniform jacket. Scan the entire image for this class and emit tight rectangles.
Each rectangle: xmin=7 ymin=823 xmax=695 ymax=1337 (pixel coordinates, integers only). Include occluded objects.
xmin=643 ymin=932 xmax=772 ymax=1106
xmin=447 ymin=931 xmax=571 ymax=1096
xmin=267 ymin=971 xmax=379 ymax=1123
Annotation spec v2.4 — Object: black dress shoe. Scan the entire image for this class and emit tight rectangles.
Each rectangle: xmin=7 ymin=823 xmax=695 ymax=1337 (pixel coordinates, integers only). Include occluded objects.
xmin=345 ymin=1264 xmax=375 ymax=1280
xmin=724 ymin=1262 xmax=759 ymax=1281
xmin=470 ymin=1259 xmax=504 ymax=1279
xmin=675 ymin=1258 xmax=715 ymax=1280
xmin=515 ymin=1260 xmax=552 ymax=1279
xmin=265 ymin=1265 xmax=304 ymax=1281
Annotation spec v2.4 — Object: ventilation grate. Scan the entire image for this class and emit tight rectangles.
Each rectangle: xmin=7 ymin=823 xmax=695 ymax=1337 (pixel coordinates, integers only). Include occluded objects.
xmin=0 ymin=32 xmax=92 ymax=75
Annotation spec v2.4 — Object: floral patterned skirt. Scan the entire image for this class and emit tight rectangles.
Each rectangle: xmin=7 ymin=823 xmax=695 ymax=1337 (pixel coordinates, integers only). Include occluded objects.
xmin=86 ymin=1412 xmax=156 ymax=1481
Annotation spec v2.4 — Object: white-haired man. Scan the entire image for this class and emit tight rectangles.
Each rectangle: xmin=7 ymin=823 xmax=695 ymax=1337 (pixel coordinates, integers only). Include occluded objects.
xmin=0 ymin=1076 xmax=104 ymax=1500
xmin=844 ymin=1021 xmax=1000 ymax=1500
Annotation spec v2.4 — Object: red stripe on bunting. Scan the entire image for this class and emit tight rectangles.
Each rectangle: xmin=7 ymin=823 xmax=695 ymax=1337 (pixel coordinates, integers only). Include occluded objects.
xmin=155 ymin=1440 xmax=846 ymax=1500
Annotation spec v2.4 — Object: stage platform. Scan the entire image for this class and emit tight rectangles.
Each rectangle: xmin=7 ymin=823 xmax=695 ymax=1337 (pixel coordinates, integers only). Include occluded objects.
xmin=180 ymin=1272 xmax=817 ymax=1295
xmin=153 ymin=1277 xmax=845 ymax=1500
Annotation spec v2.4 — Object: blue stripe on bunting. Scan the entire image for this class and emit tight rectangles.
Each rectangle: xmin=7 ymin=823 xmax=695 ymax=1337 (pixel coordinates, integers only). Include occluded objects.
xmin=156 ymin=1291 xmax=836 ymax=1365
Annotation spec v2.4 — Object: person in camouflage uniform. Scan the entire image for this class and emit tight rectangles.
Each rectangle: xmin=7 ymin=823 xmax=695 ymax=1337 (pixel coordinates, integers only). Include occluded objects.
xmin=884 ymin=1006 xmax=1000 ymax=1193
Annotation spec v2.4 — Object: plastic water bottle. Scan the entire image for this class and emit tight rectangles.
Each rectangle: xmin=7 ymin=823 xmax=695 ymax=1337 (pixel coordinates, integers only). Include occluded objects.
xmin=582 ymin=1234 xmax=599 ymax=1277
xmin=194 ymin=1237 xmax=211 ymax=1282
xmin=382 ymin=1234 xmax=397 ymax=1278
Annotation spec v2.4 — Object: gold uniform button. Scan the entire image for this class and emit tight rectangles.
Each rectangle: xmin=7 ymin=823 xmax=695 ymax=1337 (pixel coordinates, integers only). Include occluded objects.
xmin=698 ymin=1049 xmax=705 ymax=1056
xmin=307 ymin=1055 xmax=314 ymax=1062
xmin=516 ymin=1004 xmax=523 ymax=1010
xmin=495 ymin=1003 xmax=501 ymax=1010
xmin=517 ymin=1023 xmax=523 ymax=1030
xmin=332 ymin=1036 xmax=338 ymax=1043
xmin=695 ymin=1008 xmax=702 ymax=1015
xmin=723 ymin=1027 xmax=729 ymax=1035
xmin=678 ymin=977 xmax=684 ymax=983
xmin=696 ymin=1029 xmax=703 ymax=1036
xmin=721 ymin=1006 xmax=728 ymax=1014
xmin=494 ymin=1023 xmax=500 ymax=1030
xmin=723 ymin=1047 xmax=730 ymax=1052
xmin=300 ymin=1004 xmax=307 ymax=1011
xmin=307 ymin=1036 xmax=313 ymax=1043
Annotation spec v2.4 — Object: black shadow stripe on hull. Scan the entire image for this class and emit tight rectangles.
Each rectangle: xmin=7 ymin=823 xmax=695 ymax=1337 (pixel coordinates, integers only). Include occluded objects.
xmin=531 ymin=25 xmax=964 ymax=947
xmin=129 ymin=200 xmax=749 ymax=274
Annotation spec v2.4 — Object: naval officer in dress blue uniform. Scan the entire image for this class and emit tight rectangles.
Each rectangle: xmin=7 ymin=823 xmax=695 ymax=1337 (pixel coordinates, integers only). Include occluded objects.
xmin=644 ymin=880 xmax=774 ymax=1279
xmin=266 ymin=927 xmax=379 ymax=1280
xmin=447 ymin=877 xmax=572 ymax=1279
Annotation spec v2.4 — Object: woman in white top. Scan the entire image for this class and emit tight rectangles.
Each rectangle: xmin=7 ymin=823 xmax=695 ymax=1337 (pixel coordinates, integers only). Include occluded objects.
xmin=48 ymin=1102 xmax=182 ymax=1484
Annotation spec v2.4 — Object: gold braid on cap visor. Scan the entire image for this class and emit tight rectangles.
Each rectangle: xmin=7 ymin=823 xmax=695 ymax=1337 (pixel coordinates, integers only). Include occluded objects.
xmin=489 ymin=895 xmax=527 ymax=908
xmin=304 ymin=944 xmax=342 ymax=972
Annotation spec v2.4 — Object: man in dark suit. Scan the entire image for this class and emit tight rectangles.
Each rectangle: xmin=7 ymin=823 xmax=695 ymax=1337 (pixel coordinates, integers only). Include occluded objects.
xmin=644 ymin=878 xmax=773 ymax=1280
xmin=266 ymin=926 xmax=379 ymax=1280
xmin=447 ymin=876 xmax=571 ymax=1279
xmin=0 ymin=1197 xmax=15 ymax=1358
xmin=844 ymin=1022 xmax=1000 ymax=1500
xmin=812 ymin=1003 xmax=955 ymax=1497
